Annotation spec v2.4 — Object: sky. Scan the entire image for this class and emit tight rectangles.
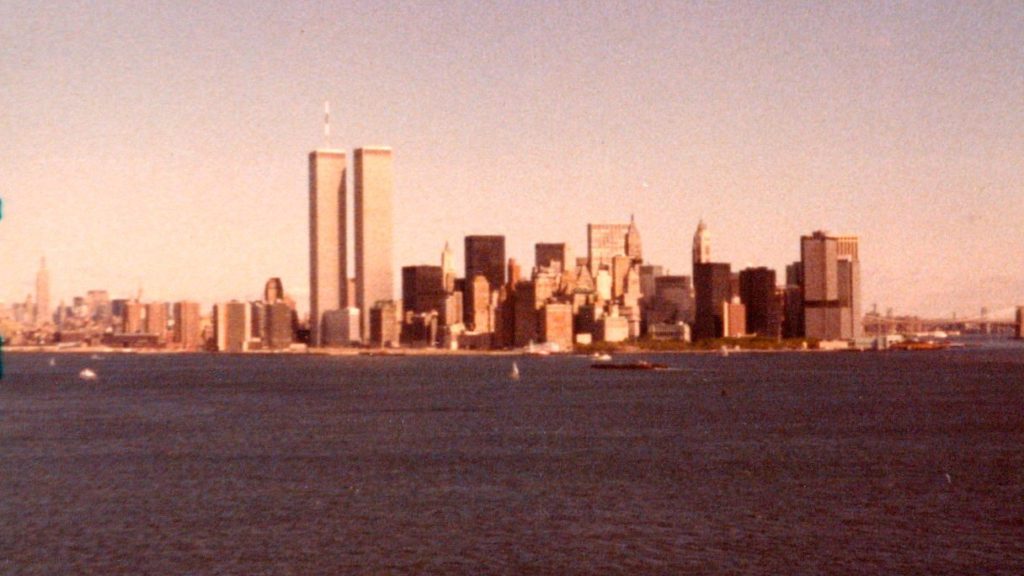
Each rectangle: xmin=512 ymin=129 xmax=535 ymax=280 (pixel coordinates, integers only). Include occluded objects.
xmin=2 ymin=1 xmax=1022 ymax=319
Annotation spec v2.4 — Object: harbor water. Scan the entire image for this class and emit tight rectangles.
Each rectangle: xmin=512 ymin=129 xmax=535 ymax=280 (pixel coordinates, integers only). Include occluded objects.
xmin=2 ymin=343 xmax=1023 ymax=573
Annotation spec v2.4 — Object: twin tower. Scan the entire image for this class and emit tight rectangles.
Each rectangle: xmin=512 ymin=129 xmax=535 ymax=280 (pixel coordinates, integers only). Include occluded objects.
xmin=309 ymin=146 xmax=394 ymax=346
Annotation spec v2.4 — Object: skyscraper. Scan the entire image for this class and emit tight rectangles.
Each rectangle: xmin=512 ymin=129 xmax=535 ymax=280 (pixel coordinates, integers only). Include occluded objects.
xmin=355 ymin=146 xmax=394 ymax=339
xmin=309 ymin=148 xmax=346 ymax=346
xmin=587 ymin=222 xmax=631 ymax=272
xmin=739 ymin=267 xmax=779 ymax=337
xmin=464 ymin=235 xmax=505 ymax=327
xmin=35 ymin=257 xmax=50 ymax=325
xmin=801 ymin=231 xmax=861 ymax=340
xmin=692 ymin=219 xmax=711 ymax=269
xmin=694 ymin=262 xmax=732 ymax=339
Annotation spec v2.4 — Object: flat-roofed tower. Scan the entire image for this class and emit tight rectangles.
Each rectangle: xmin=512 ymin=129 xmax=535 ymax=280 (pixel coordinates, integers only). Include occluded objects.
xmin=355 ymin=146 xmax=394 ymax=339
xmin=309 ymin=149 xmax=347 ymax=346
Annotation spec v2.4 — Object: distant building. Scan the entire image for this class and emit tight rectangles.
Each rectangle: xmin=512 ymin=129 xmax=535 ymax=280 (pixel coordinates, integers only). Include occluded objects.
xmin=1016 ymin=306 xmax=1024 ymax=340
xmin=144 ymin=302 xmax=168 ymax=339
xmin=309 ymin=148 xmax=346 ymax=347
xmin=368 ymin=300 xmax=400 ymax=348
xmin=122 ymin=300 xmax=143 ymax=334
xmin=801 ymin=231 xmax=861 ymax=340
xmin=265 ymin=302 xmax=294 ymax=350
xmin=355 ymin=147 xmax=395 ymax=340
xmin=539 ymin=302 xmax=573 ymax=351
xmin=173 ymin=301 xmax=202 ymax=350
xmin=694 ymin=262 xmax=732 ymax=339
xmin=739 ymin=267 xmax=778 ymax=337
xmin=587 ymin=221 xmax=634 ymax=273
xmin=322 ymin=308 xmax=360 ymax=346
xmin=692 ymin=219 xmax=711 ymax=268
xmin=722 ymin=298 xmax=746 ymax=338
xmin=647 ymin=275 xmax=693 ymax=327
xmin=595 ymin=314 xmax=629 ymax=343
xmin=87 ymin=290 xmax=112 ymax=324
xmin=535 ymin=243 xmax=572 ymax=274
xmin=264 ymin=277 xmax=285 ymax=304
xmin=464 ymin=235 xmax=505 ymax=326
xmin=214 ymin=301 xmax=251 ymax=353
xmin=467 ymin=275 xmax=492 ymax=332
xmin=402 ymin=265 xmax=446 ymax=315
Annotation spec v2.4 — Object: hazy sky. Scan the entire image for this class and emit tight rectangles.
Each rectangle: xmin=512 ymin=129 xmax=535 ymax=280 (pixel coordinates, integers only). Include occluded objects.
xmin=2 ymin=1 xmax=1022 ymax=319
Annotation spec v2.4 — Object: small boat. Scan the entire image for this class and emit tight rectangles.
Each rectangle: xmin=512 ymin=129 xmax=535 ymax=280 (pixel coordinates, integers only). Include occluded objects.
xmin=591 ymin=360 xmax=669 ymax=371
xmin=592 ymin=353 xmax=612 ymax=362
xmin=510 ymin=362 xmax=520 ymax=381
xmin=79 ymin=368 xmax=98 ymax=381
xmin=48 ymin=357 xmax=57 ymax=367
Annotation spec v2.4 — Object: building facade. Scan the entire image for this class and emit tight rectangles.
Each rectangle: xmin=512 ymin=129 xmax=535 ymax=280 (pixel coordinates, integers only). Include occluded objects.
xmin=355 ymin=147 xmax=395 ymax=340
xmin=308 ymin=148 xmax=346 ymax=346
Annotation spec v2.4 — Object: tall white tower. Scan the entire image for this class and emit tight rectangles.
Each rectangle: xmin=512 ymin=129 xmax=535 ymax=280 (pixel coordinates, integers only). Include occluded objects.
xmin=692 ymin=219 xmax=711 ymax=269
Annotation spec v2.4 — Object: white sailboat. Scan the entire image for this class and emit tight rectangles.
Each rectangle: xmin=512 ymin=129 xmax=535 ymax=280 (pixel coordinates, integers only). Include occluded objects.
xmin=510 ymin=361 xmax=520 ymax=381
xmin=79 ymin=368 xmax=98 ymax=381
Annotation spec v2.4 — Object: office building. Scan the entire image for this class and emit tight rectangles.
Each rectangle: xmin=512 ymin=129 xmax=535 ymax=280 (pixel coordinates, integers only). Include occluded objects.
xmin=322 ymin=308 xmax=360 ymax=346
xmin=144 ymin=302 xmax=168 ymax=338
xmin=215 ymin=301 xmax=251 ymax=353
xmin=739 ymin=267 xmax=778 ymax=337
xmin=355 ymin=147 xmax=395 ymax=340
xmin=535 ymin=243 xmax=572 ymax=273
xmin=173 ymin=301 xmax=202 ymax=350
xmin=402 ymin=265 xmax=446 ymax=315
xmin=540 ymin=302 xmax=573 ymax=351
xmin=368 ymin=300 xmax=400 ymax=348
xmin=694 ymin=262 xmax=732 ymax=339
xmin=801 ymin=231 xmax=861 ymax=340
xmin=464 ymin=235 xmax=504 ymax=326
xmin=467 ymin=275 xmax=492 ymax=332
xmin=265 ymin=302 xmax=294 ymax=350
xmin=587 ymin=222 xmax=630 ymax=272
xmin=309 ymin=148 xmax=346 ymax=346
xmin=122 ymin=300 xmax=143 ymax=334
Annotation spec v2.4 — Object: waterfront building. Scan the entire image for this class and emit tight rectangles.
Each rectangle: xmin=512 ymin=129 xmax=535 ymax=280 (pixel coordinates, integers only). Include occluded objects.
xmin=87 ymin=290 xmax=112 ymax=325
xmin=540 ymin=302 xmax=573 ymax=351
xmin=35 ymin=257 xmax=50 ymax=326
xmin=308 ymin=148 xmax=346 ymax=347
xmin=355 ymin=147 xmax=395 ymax=339
xmin=801 ymin=231 xmax=861 ymax=340
xmin=322 ymin=308 xmax=360 ymax=346
xmin=722 ymin=298 xmax=747 ymax=338
xmin=694 ymin=262 xmax=732 ymax=339
xmin=173 ymin=301 xmax=202 ymax=350
xmin=265 ymin=302 xmax=294 ymax=350
xmin=739 ymin=267 xmax=778 ymax=337
xmin=122 ymin=300 xmax=143 ymax=334
xmin=368 ymin=300 xmax=400 ymax=348
xmin=692 ymin=219 xmax=711 ymax=268
xmin=144 ymin=302 xmax=168 ymax=339
xmin=214 ymin=301 xmax=251 ymax=353
xmin=595 ymin=313 xmax=629 ymax=343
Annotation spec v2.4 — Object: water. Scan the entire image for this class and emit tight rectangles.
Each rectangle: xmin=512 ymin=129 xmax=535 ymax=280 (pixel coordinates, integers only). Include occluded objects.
xmin=2 ymin=345 xmax=1023 ymax=574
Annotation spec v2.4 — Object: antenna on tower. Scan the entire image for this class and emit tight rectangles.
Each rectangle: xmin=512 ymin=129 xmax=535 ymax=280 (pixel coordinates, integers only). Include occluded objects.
xmin=323 ymin=100 xmax=331 ymax=146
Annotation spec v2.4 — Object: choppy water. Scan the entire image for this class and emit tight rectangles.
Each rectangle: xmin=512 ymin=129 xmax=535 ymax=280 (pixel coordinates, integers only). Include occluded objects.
xmin=2 ymin=343 xmax=1023 ymax=574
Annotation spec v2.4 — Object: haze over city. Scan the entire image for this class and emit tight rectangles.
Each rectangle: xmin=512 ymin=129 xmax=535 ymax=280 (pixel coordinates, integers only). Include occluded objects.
xmin=2 ymin=1 xmax=1022 ymax=318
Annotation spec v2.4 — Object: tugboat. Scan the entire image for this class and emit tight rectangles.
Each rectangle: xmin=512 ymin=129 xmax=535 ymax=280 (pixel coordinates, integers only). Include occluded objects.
xmin=591 ymin=360 xmax=669 ymax=371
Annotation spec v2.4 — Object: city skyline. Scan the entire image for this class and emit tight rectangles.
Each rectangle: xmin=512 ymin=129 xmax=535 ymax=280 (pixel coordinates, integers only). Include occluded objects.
xmin=2 ymin=2 xmax=1022 ymax=318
